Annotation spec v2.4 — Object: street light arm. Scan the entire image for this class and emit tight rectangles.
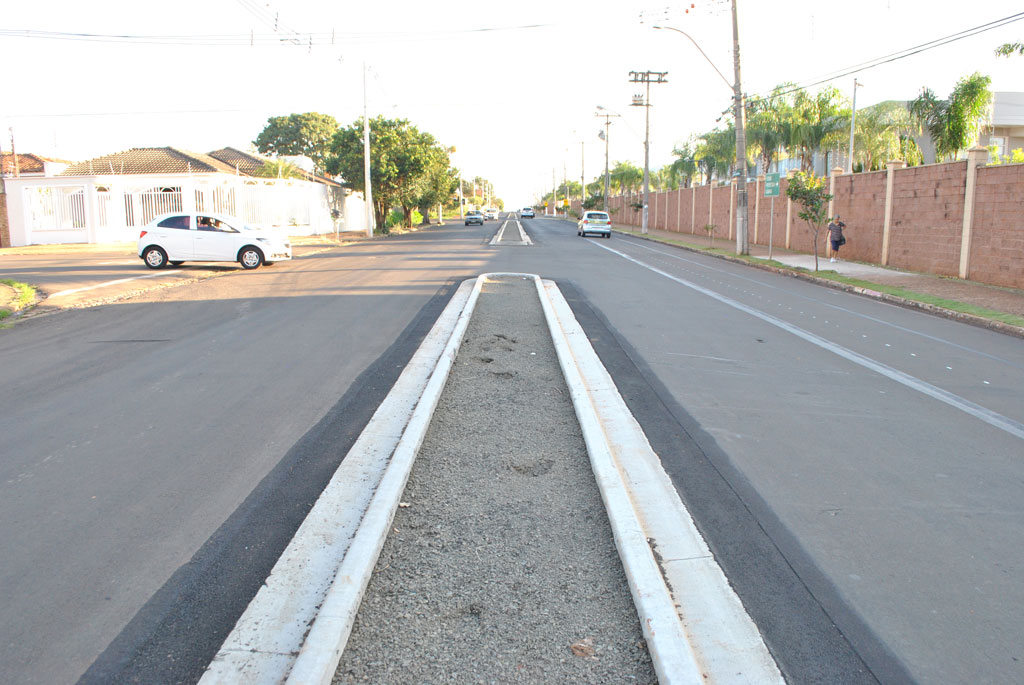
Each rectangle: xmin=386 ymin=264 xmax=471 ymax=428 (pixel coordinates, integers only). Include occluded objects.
xmin=653 ymin=25 xmax=732 ymax=91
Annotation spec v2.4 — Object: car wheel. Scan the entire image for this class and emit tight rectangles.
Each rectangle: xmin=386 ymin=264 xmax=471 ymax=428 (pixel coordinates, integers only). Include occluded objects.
xmin=143 ymin=246 xmax=168 ymax=269
xmin=239 ymin=246 xmax=264 ymax=269
xmin=170 ymin=261 xmax=184 ymax=266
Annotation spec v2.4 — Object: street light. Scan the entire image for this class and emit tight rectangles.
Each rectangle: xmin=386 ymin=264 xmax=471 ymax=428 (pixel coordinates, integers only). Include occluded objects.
xmin=629 ymin=70 xmax=667 ymax=235
xmin=654 ymin=0 xmax=749 ymax=255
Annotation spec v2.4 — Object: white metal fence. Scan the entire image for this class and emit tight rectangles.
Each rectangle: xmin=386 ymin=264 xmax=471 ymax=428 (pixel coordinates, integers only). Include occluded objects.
xmin=23 ymin=185 xmax=87 ymax=233
xmin=5 ymin=173 xmax=351 ymax=245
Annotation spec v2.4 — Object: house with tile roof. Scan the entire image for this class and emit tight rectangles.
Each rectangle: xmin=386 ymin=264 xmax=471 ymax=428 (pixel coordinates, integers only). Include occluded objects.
xmin=1 ymin=153 xmax=72 ymax=177
xmin=3 ymin=147 xmax=367 ymax=247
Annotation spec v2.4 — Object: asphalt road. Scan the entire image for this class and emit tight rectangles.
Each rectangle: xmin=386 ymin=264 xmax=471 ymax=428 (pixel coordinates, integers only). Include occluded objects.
xmin=1 ymin=216 xmax=1021 ymax=683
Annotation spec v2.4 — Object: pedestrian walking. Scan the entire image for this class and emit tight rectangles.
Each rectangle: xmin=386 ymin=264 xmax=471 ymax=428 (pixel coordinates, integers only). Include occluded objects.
xmin=827 ymin=216 xmax=847 ymax=263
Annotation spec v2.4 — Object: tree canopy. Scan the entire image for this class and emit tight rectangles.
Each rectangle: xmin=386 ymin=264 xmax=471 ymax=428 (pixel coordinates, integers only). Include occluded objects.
xmin=909 ymin=73 xmax=992 ymax=162
xmin=254 ymin=112 xmax=339 ymax=175
xmin=328 ymin=116 xmax=453 ymax=230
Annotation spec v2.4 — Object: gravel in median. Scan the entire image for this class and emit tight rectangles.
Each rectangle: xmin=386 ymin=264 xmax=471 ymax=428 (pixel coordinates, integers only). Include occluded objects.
xmin=333 ymin=275 xmax=655 ymax=683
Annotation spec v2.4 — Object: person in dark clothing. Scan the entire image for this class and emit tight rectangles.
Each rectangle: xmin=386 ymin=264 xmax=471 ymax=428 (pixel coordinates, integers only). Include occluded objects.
xmin=827 ymin=216 xmax=846 ymax=263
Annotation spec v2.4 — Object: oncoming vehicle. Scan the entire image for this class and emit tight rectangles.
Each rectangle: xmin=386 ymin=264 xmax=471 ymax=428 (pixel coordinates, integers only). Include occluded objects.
xmin=138 ymin=212 xmax=292 ymax=270
xmin=485 ymin=208 xmax=498 ymax=220
xmin=465 ymin=210 xmax=484 ymax=226
xmin=520 ymin=207 xmax=535 ymax=218
xmin=577 ymin=210 xmax=612 ymax=238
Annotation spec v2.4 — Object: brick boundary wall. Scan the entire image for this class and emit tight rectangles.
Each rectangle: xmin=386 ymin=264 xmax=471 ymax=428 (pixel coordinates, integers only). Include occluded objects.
xmin=0 ymin=185 xmax=8 ymax=248
xmin=576 ymin=153 xmax=1023 ymax=289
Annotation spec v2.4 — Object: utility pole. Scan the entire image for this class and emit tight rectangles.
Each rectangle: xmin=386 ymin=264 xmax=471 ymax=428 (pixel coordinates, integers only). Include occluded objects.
xmin=9 ymin=127 xmax=19 ymax=177
xmin=731 ymin=0 xmax=749 ymax=254
xmin=565 ymin=158 xmax=573 ymax=218
xmin=362 ymin=63 xmax=374 ymax=238
xmin=552 ymin=169 xmax=557 ymax=216
xmin=847 ymin=78 xmax=864 ymax=174
xmin=596 ymin=107 xmax=619 ymax=213
xmin=580 ymin=141 xmax=585 ymax=214
xmin=629 ymin=71 xmax=667 ymax=234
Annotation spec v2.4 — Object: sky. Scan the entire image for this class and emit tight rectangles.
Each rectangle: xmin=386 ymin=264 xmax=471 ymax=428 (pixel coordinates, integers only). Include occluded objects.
xmin=2 ymin=0 xmax=1021 ymax=207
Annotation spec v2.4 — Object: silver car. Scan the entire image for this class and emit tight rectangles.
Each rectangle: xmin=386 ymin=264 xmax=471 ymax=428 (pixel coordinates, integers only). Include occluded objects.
xmin=577 ymin=211 xmax=612 ymax=238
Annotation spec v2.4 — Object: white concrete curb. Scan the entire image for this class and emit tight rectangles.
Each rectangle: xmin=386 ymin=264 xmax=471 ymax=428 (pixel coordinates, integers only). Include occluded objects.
xmin=489 ymin=219 xmax=533 ymax=246
xmin=200 ymin=278 xmax=480 ymax=685
xmin=535 ymin=277 xmax=784 ymax=684
xmin=203 ymin=272 xmax=781 ymax=685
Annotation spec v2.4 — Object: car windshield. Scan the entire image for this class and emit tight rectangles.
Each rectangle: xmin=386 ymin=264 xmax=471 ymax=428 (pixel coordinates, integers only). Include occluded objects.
xmin=587 ymin=213 xmax=609 ymax=221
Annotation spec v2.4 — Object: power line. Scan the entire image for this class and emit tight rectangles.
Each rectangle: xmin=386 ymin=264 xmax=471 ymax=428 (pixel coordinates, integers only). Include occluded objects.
xmin=0 ymin=22 xmax=554 ymax=47
xmin=747 ymin=11 xmax=1024 ymax=105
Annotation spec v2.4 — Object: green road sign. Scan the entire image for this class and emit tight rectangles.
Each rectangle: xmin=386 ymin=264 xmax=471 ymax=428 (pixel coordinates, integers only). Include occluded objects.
xmin=764 ymin=172 xmax=781 ymax=197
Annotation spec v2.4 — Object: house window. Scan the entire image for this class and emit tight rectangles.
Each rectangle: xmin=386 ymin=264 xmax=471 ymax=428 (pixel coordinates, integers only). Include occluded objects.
xmin=989 ymin=135 xmax=1007 ymax=158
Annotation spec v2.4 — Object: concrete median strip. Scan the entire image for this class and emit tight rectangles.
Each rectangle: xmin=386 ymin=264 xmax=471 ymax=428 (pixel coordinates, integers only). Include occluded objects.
xmin=489 ymin=219 xmax=532 ymax=245
xmin=202 ymin=273 xmax=781 ymax=684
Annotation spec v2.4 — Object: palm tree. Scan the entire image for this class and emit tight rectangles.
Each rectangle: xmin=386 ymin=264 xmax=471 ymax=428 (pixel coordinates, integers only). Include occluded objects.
xmin=909 ymin=72 xmax=993 ymax=162
xmin=853 ymin=101 xmax=921 ymax=171
xmin=669 ymin=141 xmax=698 ymax=188
xmin=746 ymin=84 xmax=796 ymax=173
xmin=788 ymin=86 xmax=850 ymax=172
xmin=610 ymin=161 xmax=643 ymax=194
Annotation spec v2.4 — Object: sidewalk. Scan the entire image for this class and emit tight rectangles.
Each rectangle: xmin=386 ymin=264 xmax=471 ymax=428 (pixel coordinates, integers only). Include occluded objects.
xmin=613 ymin=224 xmax=1024 ymax=337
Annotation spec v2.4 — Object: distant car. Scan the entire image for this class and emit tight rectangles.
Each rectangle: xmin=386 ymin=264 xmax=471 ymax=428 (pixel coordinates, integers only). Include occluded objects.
xmin=485 ymin=208 xmax=498 ymax=220
xmin=138 ymin=212 xmax=292 ymax=269
xmin=520 ymin=207 xmax=535 ymax=218
xmin=465 ymin=210 xmax=484 ymax=226
xmin=577 ymin=210 xmax=612 ymax=238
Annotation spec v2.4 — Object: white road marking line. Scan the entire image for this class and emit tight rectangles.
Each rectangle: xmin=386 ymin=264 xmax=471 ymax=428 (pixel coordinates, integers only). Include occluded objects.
xmin=48 ymin=271 xmax=182 ymax=298
xmin=594 ymin=241 xmax=1024 ymax=442
xmin=619 ymin=237 xmax=1023 ymax=369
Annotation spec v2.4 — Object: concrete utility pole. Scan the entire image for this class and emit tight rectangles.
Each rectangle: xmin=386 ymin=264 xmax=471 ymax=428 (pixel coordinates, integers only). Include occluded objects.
xmin=596 ymin=107 xmax=620 ymax=213
xmin=629 ymin=71 xmax=668 ymax=234
xmin=847 ymin=78 xmax=864 ymax=174
xmin=731 ymin=0 xmax=749 ymax=255
xmin=580 ymin=141 xmax=585 ymax=214
xmin=362 ymin=63 xmax=374 ymax=238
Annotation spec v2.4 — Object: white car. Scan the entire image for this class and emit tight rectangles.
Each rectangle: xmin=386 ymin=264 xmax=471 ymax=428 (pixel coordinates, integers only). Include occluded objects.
xmin=520 ymin=207 xmax=535 ymax=218
xmin=485 ymin=208 xmax=498 ymax=220
xmin=138 ymin=212 xmax=292 ymax=270
xmin=577 ymin=210 xmax=612 ymax=238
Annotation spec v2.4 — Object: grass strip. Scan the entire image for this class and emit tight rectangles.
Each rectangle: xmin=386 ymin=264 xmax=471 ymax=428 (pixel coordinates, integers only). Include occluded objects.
xmin=0 ymin=279 xmax=36 ymax=320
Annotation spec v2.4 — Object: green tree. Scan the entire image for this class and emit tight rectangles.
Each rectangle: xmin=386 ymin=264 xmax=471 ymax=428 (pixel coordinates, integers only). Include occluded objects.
xmin=328 ymin=116 xmax=440 ymax=230
xmin=746 ymin=84 xmax=797 ymax=173
xmin=254 ymin=112 xmax=339 ymax=175
xmin=853 ymin=101 xmax=920 ymax=171
xmin=909 ymin=73 xmax=993 ymax=162
xmin=414 ymin=147 xmax=457 ymax=225
xmin=669 ymin=141 xmax=698 ymax=188
xmin=995 ymin=42 xmax=1023 ymax=56
xmin=695 ymin=127 xmax=735 ymax=182
xmin=610 ymin=161 xmax=643 ymax=194
xmin=789 ymin=86 xmax=850 ymax=171
xmin=258 ymin=159 xmax=302 ymax=179
xmin=785 ymin=171 xmax=833 ymax=271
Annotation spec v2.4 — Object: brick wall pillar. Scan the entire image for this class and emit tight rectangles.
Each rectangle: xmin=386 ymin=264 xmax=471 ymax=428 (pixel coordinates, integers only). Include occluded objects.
xmin=728 ymin=179 xmax=735 ymax=240
xmin=691 ymin=186 xmax=696 ymax=234
xmin=0 ymin=181 xmax=8 ymax=248
xmin=753 ymin=174 xmax=763 ymax=244
xmin=959 ymin=146 xmax=988 ymax=279
xmin=881 ymin=159 xmax=906 ymax=265
xmin=785 ymin=169 xmax=797 ymax=249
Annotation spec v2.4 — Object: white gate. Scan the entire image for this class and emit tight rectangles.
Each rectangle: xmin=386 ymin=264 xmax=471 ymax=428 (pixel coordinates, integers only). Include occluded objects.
xmin=23 ymin=185 xmax=88 ymax=241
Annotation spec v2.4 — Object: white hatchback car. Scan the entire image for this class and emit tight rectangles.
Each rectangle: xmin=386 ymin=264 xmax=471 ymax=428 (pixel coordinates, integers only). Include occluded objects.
xmin=138 ymin=212 xmax=292 ymax=270
xmin=577 ymin=210 xmax=612 ymax=238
